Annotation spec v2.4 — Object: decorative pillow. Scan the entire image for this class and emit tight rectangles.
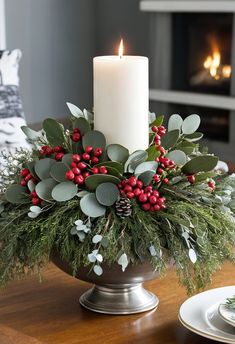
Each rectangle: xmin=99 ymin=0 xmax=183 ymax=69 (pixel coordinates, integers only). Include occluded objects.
xmin=0 ymin=50 xmax=30 ymax=159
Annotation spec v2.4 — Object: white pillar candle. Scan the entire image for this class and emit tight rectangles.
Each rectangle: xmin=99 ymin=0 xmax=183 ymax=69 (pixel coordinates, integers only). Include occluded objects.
xmin=93 ymin=43 xmax=149 ymax=153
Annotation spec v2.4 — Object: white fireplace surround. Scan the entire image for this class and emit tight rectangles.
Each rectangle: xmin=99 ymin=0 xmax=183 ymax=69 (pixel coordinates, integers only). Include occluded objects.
xmin=140 ymin=0 xmax=235 ymax=161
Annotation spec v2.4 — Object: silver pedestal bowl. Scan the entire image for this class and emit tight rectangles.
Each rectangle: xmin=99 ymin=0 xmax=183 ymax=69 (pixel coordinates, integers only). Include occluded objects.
xmin=51 ymin=251 xmax=159 ymax=315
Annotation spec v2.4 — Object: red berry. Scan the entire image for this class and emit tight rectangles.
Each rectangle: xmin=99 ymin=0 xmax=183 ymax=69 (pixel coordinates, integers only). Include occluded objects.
xmin=145 ymin=186 xmax=153 ymax=193
xmin=91 ymin=167 xmax=99 ymax=174
xmin=142 ymin=203 xmax=151 ymax=211
xmin=73 ymin=128 xmax=80 ymax=133
xmin=133 ymin=188 xmax=142 ymax=197
xmin=139 ymin=194 xmax=148 ymax=203
xmin=91 ymin=156 xmax=99 ymax=165
xmin=72 ymin=133 xmax=81 ymax=142
xmin=208 ymin=181 xmax=216 ymax=190
xmin=99 ymin=166 xmax=108 ymax=174
xmin=41 ymin=145 xmax=49 ymax=151
xmin=85 ymin=146 xmax=93 ymax=153
xmin=30 ymin=191 xmax=37 ymax=198
xmin=82 ymin=153 xmax=91 ymax=161
xmin=154 ymin=204 xmax=161 ymax=211
xmin=20 ymin=180 xmax=27 ymax=186
xmin=155 ymin=134 xmax=161 ymax=141
xmin=94 ymin=148 xmax=103 ymax=157
xmin=157 ymin=198 xmax=165 ymax=206
xmin=55 ymin=152 xmax=64 ymax=161
xmin=70 ymin=162 xmax=77 ymax=168
xmin=157 ymin=168 xmax=164 ymax=175
xmin=77 ymin=162 xmax=87 ymax=170
xmin=160 ymin=204 xmax=166 ymax=209
xmin=65 ymin=170 xmax=75 ymax=181
xmin=128 ymin=176 xmax=137 ymax=187
xmin=25 ymin=174 xmax=33 ymax=182
xmin=72 ymin=154 xmax=81 ymax=163
xmin=45 ymin=147 xmax=53 ymax=155
xmin=32 ymin=197 xmax=40 ymax=205
xmin=136 ymin=180 xmax=143 ymax=189
xmin=83 ymin=171 xmax=90 ymax=178
xmin=154 ymin=138 xmax=161 ymax=146
xmin=124 ymin=185 xmax=133 ymax=193
xmin=152 ymin=190 xmax=159 ymax=197
xmin=153 ymin=174 xmax=161 ymax=183
xmin=74 ymin=175 xmax=84 ymax=185
xmin=158 ymin=126 xmax=166 ymax=136
xmin=72 ymin=167 xmax=81 ymax=175
xmin=20 ymin=168 xmax=30 ymax=177
xmin=151 ymin=126 xmax=158 ymax=133
xmin=127 ymin=192 xmax=135 ymax=199
xmin=149 ymin=195 xmax=157 ymax=205
xmin=54 ymin=145 xmax=63 ymax=153
xmin=162 ymin=178 xmax=169 ymax=184
xmin=187 ymin=175 xmax=196 ymax=184
xmin=158 ymin=146 xmax=166 ymax=155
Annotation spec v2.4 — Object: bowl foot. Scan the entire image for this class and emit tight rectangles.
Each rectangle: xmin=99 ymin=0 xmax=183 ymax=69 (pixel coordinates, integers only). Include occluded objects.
xmin=79 ymin=283 xmax=159 ymax=315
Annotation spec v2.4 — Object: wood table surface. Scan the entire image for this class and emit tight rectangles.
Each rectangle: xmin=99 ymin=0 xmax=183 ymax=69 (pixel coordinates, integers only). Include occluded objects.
xmin=0 ymin=262 xmax=234 ymax=344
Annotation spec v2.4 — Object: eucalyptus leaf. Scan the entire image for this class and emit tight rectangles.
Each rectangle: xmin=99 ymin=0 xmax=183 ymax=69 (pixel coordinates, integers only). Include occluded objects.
xmin=73 ymin=117 xmax=91 ymax=134
xmin=161 ymin=129 xmax=180 ymax=150
xmin=107 ymin=144 xmax=129 ymax=163
xmin=118 ymin=253 xmax=128 ymax=272
xmin=95 ymin=161 xmax=124 ymax=174
xmin=62 ymin=154 xmax=73 ymax=167
xmin=182 ymin=155 xmax=219 ymax=174
xmin=43 ymin=118 xmax=65 ymax=146
xmin=50 ymin=162 xmax=69 ymax=182
xmin=96 ymin=182 xmax=119 ymax=206
xmin=80 ymin=193 xmax=106 ymax=217
xmin=51 ymin=182 xmax=77 ymax=202
xmin=168 ymin=114 xmax=183 ymax=131
xmin=35 ymin=178 xmax=57 ymax=201
xmin=35 ymin=158 xmax=55 ymax=180
xmin=30 ymin=206 xmax=42 ymax=213
xmin=67 ymin=102 xmax=83 ymax=118
xmin=27 ymin=180 xmax=36 ymax=192
xmin=28 ymin=212 xmax=39 ymax=219
xmin=138 ymin=171 xmax=155 ymax=186
xmin=5 ymin=185 xmax=29 ymax=204
xmin=85 ymin=174 xmax=120 ymax=190
xmin=182 ymin=114 xmax=201 ymax=135
xmin=82 ymin=130 xmax=106 ymax=150
xmin=188 ymin=248 xmax=197 ymax=264
xmin=93 ymin=265 xmax=103 ymax=276
xmin=166 ymin=150 xmax=187 ymax=165
xmin=135 ymin=161 xmax=158 ymax=175
xmin=21 ymin=126 xmax=41 ymax=140
xmin=92 ymin=234 xmax=103 ymax=244
xmin=83 ymin=109 xmax=93 ymax=122
xmin=184 ymin=132 xmax=203 ymax=142
xmin=27 ymin=161 xmax=38 ymax=179
xmin=125 ymin=150 xmax=148 ymax=172
xmin=77 ymin=190 xmax=90 ymax=198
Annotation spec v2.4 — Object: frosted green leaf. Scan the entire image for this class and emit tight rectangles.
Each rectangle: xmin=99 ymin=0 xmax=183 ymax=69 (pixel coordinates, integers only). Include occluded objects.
xmin=67 ymin=102 xmax=83 ymax=118
xmin=93 ymin=265 xmax=103 ymax=276
xmin=80 ymin=193 xmax=106 ymax=218
xmin=134 ymin=161 xmax=158 ymax=175
xmin=118 ymin=253 xmax=128 ymax=272
xmin=96 ymin=182 xmax=119 ymax=206
xmin=168 ymin=114 xmax=183 ymax=131
xmin=5 ymin=185 xmax=29 ymax=204
xmin=107 ymin=144 xmax=129 ymax=163
xmin=50 ymin=162 xmax=69 ymax=182
xmin=182 ymin=114 xmax=201 ymax=135
xmin=35 ymin=158 xmax=55 ymax=180
xmin=166 ymin=150 xmax=187 ymax=166
xmin=35 ymin=178 xmax=57 ymax=201
xmin=51 ymin=182 xmax=77 ymax=202
xmin=92 ymin=234 xmax=103 ymax=244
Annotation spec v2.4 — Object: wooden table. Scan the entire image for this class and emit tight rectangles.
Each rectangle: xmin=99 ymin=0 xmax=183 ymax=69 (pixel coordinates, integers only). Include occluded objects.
xmin=0 ymin=262 xmax=234 ymax=344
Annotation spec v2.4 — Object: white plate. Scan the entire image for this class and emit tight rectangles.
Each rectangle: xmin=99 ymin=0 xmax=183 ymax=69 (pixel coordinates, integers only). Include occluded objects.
xmin=179 ymin=286 xmax=235 ymax=343
xmin=219 ymin=303 xmax=235 ymax=328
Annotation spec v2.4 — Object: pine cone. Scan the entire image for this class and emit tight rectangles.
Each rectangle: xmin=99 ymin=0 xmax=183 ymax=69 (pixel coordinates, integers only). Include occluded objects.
xmin=115 ymin=197 xmax=132 ymax=218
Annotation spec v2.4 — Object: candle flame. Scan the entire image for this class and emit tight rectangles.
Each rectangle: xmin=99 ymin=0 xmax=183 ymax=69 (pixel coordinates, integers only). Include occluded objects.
xmin=118 ymin=39 xmax=124 ymax=58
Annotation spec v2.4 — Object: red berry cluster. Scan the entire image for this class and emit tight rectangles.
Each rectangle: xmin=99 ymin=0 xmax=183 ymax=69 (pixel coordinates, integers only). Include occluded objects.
xmin=19 ymin=168 xmax=41 ymax=205
xmin=118 ymin=176 xmax=166 ymax=212
xmin=71 ymin=128 xmax=81 ymax=142
xmin=208 ymin=180 xmax=216 ymax=191
xmin=187 ymin=175 xmax=196 ymax=184
xmin=39 ymin=145 xmax=65 ymax=161
xmin=153 ymin=156 xmax=176 ymax=186
xmin=65 ymin=147 xmax=106 ymax=185
xmin=152 ymin=125 xmax=166 ymax=149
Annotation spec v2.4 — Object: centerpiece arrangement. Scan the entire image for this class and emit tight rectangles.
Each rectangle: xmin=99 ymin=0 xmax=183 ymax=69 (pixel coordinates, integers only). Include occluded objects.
xmin=0 ymin=41 xmax=235 ymax=315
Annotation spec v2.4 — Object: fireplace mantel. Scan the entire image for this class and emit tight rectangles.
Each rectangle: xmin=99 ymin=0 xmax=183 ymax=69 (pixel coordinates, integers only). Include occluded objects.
xmin=140 ymin=1 xmax=235 ymax=13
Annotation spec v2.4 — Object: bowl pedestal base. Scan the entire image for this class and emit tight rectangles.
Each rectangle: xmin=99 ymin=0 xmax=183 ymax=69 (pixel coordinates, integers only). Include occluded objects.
xmin=79 ymin=283 xmax=159 ymax=315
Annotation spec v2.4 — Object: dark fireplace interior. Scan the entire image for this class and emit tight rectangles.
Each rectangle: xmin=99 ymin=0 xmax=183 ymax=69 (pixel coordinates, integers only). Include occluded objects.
xmin=172 ymin=13 xmax=233 ymax=95
xmin=167 ymin=13 xmax=233 ymax=143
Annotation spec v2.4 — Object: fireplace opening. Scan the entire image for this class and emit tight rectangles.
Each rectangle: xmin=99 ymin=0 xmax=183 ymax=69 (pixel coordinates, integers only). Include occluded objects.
xmin=172 ymin=13 xmax=233 ymax=95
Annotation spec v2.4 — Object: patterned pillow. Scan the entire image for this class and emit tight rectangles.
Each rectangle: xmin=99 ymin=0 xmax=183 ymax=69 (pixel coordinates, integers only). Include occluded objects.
xmin=0 ymin=50 xmax=30 ymax=158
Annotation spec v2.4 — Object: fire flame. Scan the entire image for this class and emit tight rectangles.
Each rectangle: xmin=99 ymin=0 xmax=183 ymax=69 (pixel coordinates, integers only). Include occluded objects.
xmin=118 ymin=39 xmax=124 ymax=58
xmin=203 ymin=44 xmax=231 ymax=80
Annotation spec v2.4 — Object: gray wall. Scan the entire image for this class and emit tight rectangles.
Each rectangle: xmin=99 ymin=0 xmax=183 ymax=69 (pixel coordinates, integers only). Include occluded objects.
xmin=4 ymin=0 xmax=149 ymax=124
xmin=5 ymin=0 xmax=95 ymax=124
